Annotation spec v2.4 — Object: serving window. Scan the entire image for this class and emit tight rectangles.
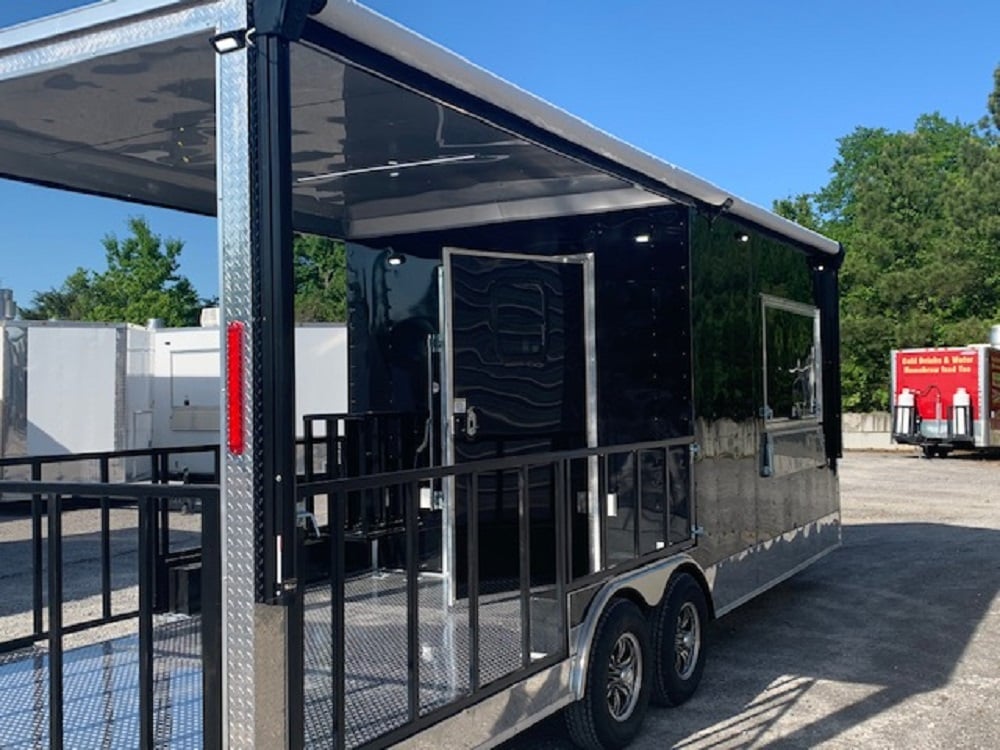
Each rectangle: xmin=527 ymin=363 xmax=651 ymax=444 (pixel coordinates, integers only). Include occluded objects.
xmin=761 ymin=294 xmax=821 ymax=423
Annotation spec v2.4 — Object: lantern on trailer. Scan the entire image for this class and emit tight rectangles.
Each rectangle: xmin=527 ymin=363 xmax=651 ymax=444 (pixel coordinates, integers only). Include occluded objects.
xmin=953 ymin=386 xmax=971 ymax=437
xmin=894 ymin=388 xmax=916 ymax=435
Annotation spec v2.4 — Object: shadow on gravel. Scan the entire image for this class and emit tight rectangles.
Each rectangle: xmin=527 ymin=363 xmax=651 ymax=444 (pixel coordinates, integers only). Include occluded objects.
xmin=504 ymin=521 xmax=1000 ymax=748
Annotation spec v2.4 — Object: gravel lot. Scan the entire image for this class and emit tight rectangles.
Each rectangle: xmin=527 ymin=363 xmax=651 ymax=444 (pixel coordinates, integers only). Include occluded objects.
xmin=508 ymin=450 xmax=1000 ymax=749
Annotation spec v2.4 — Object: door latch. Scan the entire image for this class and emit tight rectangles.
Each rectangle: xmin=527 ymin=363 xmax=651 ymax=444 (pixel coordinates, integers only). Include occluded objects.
xmin=455 ymin=406 xmax=479 ymax=439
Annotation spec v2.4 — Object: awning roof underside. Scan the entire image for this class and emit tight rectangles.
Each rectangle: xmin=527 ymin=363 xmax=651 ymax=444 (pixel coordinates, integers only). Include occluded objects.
xmin=0 ymin=30 xmax=665 ymax=240
xmin=0 ymin=0 xmax=839 ymax=254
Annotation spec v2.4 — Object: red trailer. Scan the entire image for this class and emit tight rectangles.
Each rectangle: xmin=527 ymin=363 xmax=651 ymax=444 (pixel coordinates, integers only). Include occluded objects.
xmin=891 ymin=341 xmax=1000 ymax=456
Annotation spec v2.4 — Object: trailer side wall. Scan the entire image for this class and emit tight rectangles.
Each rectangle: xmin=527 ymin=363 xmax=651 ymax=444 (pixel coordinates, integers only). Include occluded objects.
xmin=690 ymin=213 xmax=839 ymax=612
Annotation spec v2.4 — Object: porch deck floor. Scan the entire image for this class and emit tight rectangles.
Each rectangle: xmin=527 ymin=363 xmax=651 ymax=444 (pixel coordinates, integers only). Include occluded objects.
xmin=0 ymin=573 xmax=529 ymax=749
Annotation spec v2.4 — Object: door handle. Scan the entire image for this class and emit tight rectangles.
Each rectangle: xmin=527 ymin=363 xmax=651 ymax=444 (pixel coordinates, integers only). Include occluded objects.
xmin=455 ymin=406 xmax=479 ymax=440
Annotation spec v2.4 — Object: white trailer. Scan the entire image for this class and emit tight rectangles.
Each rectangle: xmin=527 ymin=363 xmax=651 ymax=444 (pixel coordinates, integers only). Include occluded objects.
xmin=151 ymin=320 xmax=347 ymax=476
xmin=0 ymin=320 xmax=153 ymax=481
xmin=0 ymin=317 xmax=348 ymax=479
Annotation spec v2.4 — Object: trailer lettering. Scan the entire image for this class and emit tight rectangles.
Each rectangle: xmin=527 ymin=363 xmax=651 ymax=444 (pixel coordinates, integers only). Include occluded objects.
xmin=899 ymin=351 xmax=977 ymax=376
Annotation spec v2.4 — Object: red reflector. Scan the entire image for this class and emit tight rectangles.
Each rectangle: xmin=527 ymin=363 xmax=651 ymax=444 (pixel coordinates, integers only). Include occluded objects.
xmin=227 ymin=321 xmax=245 ymax=455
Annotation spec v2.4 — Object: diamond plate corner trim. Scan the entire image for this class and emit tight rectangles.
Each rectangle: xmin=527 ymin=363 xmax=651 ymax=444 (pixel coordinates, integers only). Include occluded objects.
xmin=0 ymin=1 xmax=227 ymax=82
xmin=215 ymin=1 xmax=253 ymax=748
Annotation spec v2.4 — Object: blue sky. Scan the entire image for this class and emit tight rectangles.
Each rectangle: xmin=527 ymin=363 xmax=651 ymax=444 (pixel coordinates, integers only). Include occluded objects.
xmin=1 ymin=0 xmax=998 ymax=307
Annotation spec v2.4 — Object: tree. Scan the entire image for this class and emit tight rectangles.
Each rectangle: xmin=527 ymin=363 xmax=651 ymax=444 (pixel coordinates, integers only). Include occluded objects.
xmin=775 ymin=104 xmax=1000 ymax=411
xmin=20 ymin=268 xmax=95 ymax=321
xmin=988 ymin=62 xmax=1000 ymax=133
xmin=21 ymin=217 xmax=204 ymax=326
xmin=294 ymin=234 xmax=346 ymax=322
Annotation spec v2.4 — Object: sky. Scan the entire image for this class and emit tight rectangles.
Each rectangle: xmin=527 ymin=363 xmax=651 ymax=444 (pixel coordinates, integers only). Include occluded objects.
xmin=0 ymin=0 xmax=998 ymax=308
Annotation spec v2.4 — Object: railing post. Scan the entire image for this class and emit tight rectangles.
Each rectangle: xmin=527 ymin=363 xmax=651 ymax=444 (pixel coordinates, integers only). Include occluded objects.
xmin=31 ymin=461 xmax=43 ymax=637
xmin=518 ymin=466 xmax=531 ymax=668
xmin=405 ymin=481 xmax=419 ymax=721
xmin=633 ymin=450 xmax=642 ymax=557
xmin=100 ymin=456 xmax=112 ymax=619
xmin=138 ymin=498 xmax=156 ymax=750
xmin=156 ymin=452 xmax=170 ymax=612
xmin=554 ymin=460 xmax=568 ymax=643
xmin=467 ymin=472 xmax=480 ymax=691
xmin=46 ymin=493 xmax=63 ymax=750
xmin=202 ymin=489 xmax=223 ymax=749
xmin=330 ymin=489 xmax=346 ymax=750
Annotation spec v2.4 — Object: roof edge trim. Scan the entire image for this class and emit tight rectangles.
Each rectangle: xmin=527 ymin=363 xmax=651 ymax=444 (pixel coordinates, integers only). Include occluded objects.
xmin=0 ymin=0 xmax=209 ymax=53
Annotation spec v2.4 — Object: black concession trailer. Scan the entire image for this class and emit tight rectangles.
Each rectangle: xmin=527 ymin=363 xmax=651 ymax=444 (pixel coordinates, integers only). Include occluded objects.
xmin=0 ymin=1 xmax=843 ymax=748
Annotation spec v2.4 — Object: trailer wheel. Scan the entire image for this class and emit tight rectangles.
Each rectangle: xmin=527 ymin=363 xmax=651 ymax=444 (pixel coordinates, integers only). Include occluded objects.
xmin=650 ymin=572 xmax=708 ymax=707
xmin=566 ymin=598 xmax=651 ymax=749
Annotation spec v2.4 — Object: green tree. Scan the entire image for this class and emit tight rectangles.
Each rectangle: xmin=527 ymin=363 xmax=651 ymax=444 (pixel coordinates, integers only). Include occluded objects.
xmin=775 ymin=105 xmax=1000 ymax=411
xmin=294 ymin=234 xmax=346 ymax=322
xmin=20 ymin=268 xmax=95 ymax=321
xmin=22 ymin=217 xmax=204 ymax=326
xmin=988 ymin=62 xmax=1000 ymax=132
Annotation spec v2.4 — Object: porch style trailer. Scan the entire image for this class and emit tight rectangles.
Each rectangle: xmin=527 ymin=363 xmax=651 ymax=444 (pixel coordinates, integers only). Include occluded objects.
xmin=0 ymin=1 xmax=843 ymax=748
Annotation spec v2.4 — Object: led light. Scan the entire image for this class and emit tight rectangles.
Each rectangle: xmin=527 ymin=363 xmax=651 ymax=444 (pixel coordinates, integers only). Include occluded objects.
xmin=633 ymin=234 xmax=651 ymax=244
xmin=386 ymin=251 xmax=406 ymax=267
xmin=735 ymin=232 xmax=750 ymax=243
xmin=298 ymin=154 xmax=477 ymax=184
xmin=209 ymin=30 xmax=247 ymax=54
xmin=226 ymin=321 xmax=245 ymax=455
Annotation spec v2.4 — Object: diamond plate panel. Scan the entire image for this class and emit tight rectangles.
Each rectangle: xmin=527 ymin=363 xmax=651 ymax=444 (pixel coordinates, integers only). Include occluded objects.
xmin=216 ymin=0 xmax=255 ymax=744
xmin=0 ymin=1 xmax=224 ymax=82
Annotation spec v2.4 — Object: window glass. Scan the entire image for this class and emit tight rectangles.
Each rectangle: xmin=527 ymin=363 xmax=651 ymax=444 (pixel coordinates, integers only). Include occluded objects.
xmin=762 ymin=297 xmax=820 ymax=421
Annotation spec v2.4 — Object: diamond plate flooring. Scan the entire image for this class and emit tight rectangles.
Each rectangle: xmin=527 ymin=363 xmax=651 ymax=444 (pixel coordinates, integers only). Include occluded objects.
xmin=0 ymin=617 xmax=202 ymax=750
xmin=0 ymin=574 xmax=535 ymax=749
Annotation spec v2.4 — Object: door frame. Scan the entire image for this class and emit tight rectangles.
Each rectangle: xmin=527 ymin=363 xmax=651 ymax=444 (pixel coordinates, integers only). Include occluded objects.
xmin=440 ymin=247 xmax=600 ymax=601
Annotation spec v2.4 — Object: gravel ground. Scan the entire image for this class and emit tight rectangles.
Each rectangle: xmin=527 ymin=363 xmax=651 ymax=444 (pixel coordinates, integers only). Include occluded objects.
xmin=0 ymin=502 xmax=203 ymax=650
xmin=507 ymin=450 xmax=1000 ymax=749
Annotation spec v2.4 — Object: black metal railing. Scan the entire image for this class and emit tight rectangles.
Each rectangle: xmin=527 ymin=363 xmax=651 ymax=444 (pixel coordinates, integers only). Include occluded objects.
xmin=300 ymin=412 xmax=428 ymax=544
xmin=0 ymin=479 xmax=221 ymax=750
xmin=295 ymin=436 xmax=693 ymax=750
xmin=0 ymin=444 xmax=220 ymax=623
xmin=0 ymin=446 xmax=221 ymax=750
xmin=301 ymin=411 xmax=428 ymax=479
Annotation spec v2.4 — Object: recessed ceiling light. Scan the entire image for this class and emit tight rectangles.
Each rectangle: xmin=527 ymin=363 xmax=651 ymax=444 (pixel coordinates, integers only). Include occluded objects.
xmin=298 ymin=154 xmax=477 ymax=184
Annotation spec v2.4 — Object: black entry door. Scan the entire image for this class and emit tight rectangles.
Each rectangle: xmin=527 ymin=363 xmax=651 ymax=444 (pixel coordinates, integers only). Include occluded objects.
xmin=446 ymin=251 xmax=588 ymax=463
xmin=444 ymin=249 xmax=591 ymax=587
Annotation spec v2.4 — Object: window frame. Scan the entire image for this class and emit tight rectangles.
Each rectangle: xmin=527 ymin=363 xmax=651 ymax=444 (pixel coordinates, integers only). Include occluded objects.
xmin=760 ymin=293 xmax=823 ymax=424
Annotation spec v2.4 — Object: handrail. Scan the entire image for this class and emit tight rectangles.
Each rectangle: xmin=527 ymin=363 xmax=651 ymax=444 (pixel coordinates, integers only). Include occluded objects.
xmin=297 ymin=435 xmax=695 ymax=497
xmin=0 ymin=443 xmax=218 ymax=468
xmin=0 ymin=479 xmax=219 ymax=500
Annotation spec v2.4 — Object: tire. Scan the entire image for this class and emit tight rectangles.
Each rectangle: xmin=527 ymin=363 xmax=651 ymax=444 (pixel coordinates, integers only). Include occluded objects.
xmin=921 ymin=445 xmax=937 ymax=459
xmin=566 ymin=598 xmax=651 ymax=749
xmin=650 ymin=572 xmax=708 ymax=707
